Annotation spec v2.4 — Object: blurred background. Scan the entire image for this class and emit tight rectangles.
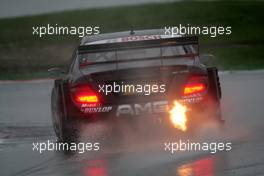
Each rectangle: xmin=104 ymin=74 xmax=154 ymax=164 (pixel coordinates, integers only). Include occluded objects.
xmin=0 ymin=0 xmax=263 ymax=80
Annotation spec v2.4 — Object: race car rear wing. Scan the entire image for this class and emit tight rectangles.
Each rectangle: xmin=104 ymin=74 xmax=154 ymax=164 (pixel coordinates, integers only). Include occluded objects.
xmin=78 ymin=36 xmax=198 ymax=54
xmin=77 ymin=36 xmax=199 ymax=67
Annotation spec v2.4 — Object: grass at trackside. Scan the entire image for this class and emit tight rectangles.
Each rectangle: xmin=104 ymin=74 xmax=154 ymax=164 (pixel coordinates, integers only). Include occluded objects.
xmin=0 ymin=1 xmax=263 ymax=46
xmin=201 ymin=45 xmax=264 ymax=70
xmin=0 ymin=1 xmax=263 ymax=79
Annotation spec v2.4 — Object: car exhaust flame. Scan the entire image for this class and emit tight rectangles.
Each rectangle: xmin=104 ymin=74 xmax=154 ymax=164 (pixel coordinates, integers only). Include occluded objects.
xmin=169 ymin=101 xmax=187 ymax=131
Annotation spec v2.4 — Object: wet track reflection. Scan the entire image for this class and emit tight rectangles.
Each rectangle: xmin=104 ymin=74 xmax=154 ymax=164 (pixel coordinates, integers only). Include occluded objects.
xmin=1 ymin=71 xmax=264 ymax=176
xmin=83 ymin=159 xmax=108 ymax=176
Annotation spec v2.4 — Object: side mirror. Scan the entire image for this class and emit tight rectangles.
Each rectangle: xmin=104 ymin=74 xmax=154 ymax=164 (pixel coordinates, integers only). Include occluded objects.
xmin=48 ymin=67 xmax=66 ymax=76
xmin=200 ymin=54 xmax=215 ymax=65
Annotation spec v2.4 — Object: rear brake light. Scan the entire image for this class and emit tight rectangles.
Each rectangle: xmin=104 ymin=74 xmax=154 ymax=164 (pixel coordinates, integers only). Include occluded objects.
xmin=77 ymin=95 xmax=98 ymax=103
xmin=71 ymin=85 xmax=99 ymax=104
xmin=184 ymin=83 xmax=206 ymax=95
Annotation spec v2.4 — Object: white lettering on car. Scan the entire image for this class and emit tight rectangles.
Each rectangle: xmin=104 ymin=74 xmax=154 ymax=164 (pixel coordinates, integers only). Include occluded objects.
xmin=116 ymin=101 xmax=169 ymax=116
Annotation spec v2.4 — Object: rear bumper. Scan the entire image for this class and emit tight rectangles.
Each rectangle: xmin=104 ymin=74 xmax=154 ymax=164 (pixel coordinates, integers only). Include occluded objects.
xmin=67 ymin=96 xmax=221 ymax=124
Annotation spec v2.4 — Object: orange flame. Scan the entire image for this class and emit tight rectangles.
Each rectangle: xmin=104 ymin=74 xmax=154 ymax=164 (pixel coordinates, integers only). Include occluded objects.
xmin=169 ymin=101 xmax=188 ymax=131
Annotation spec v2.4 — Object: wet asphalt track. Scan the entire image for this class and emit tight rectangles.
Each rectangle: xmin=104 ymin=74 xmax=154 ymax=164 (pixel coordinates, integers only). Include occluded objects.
xmin=0 ymin=71 xmax=264 ymax=176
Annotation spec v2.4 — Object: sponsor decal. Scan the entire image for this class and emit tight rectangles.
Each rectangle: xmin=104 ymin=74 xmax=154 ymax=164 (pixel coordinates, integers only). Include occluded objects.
xmin=81 ymin=106 xmax=112 ymax=113
xmin=79 ymin=96 xmax=203 ymax=115
xmin=121 ymin=35 xmax=161 ymax=42
xmin=86 ymin=35 xmax=179 ymax=45
xmin=116 ymin=101 xmax=168 ymax=116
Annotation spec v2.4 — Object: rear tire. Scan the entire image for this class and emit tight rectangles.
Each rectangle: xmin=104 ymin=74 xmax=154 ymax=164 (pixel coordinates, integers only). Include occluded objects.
xmin=59 ymin=118 xmax=80 ymax=144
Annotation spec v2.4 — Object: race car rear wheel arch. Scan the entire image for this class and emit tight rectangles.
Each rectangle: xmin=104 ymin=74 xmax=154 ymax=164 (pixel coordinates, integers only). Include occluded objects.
xmin=51 ymin=86 xmax=60 ymax=138
xmin=206 ymin=67 xmax=223 ymax=122
xmin=207 ymin=67 xmax=221 ymax=100
xmin=54 ymin=79 xmax=80 ymax=144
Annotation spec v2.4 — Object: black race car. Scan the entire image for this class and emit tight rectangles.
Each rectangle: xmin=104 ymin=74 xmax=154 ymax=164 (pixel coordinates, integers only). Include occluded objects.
xmin=50 ymin=29 xmax=223 ymax=143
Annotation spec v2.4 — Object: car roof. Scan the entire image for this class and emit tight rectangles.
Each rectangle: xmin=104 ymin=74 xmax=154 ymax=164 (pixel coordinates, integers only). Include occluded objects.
xmin=80 ymin=29 xmax=182 ymax=46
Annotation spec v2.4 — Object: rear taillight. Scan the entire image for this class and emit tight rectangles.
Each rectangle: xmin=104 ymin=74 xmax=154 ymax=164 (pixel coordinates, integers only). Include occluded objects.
xmin=183 ymin=76 xmax=207 ymax=95
xmin=184 ymin=83 xmax=206 ymax=95
xmin=70 ymin=85 xmax=99 ymax=104
xmin=77 ymin=95 xmax=98 ymax=103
